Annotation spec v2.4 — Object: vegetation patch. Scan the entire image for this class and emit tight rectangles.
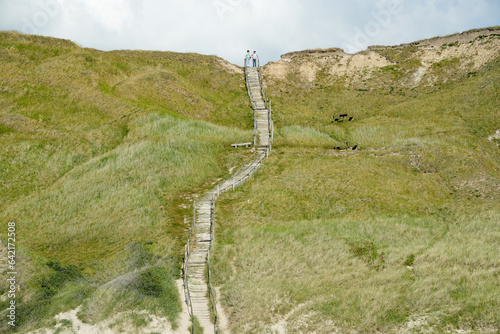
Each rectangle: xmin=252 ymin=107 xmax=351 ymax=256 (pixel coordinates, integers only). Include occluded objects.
xmin=432 ymin=57 xmax=460 ymax=69
xmin=0 ymin=124 xmax=14 ymax=135
xmin=39 ymin=261 xmax=84 ymax=297
xmin=380 ymin=65 xmax=404 ymax=78
xmin=346 ymin=239 xmax=385 ymax=270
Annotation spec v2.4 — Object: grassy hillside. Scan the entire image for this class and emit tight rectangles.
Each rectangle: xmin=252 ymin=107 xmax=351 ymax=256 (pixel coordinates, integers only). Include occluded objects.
xmin=1 ymin=30 xmax=499 ymax=333
xmin=0 ymin=32 xmax=252 ymax=332
xmin=212 ymin=32 xmax=500 ymax=333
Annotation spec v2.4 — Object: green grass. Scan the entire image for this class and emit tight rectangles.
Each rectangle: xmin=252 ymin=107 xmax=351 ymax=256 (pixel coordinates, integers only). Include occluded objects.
xmin=1 ymin=30 xmax=499 ymax=333
xmin=213 ymin=149 xmax=499 ymax=333
xmin=0 ymin=31 xmax=250 ymax=210
xmin=0 ymin=31 xmax=252 ymax=332
xmin=190 ymin=316 xmax=204 ymax=334
xmin=4 ymin=114 xmax=250 ymax=269
xmin=211 ymin=43 xmax=500 ymax=332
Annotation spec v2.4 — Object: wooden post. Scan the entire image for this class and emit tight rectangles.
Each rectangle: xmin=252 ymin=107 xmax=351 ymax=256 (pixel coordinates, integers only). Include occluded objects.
xmin=193 ymin=200 xmax=196 ymax=225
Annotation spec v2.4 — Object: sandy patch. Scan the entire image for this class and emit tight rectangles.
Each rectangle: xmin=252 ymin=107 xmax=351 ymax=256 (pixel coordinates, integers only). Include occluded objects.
xmin=264 ymin=60 xmax=289 ymax=81
xmin=267 ymin=302 xmax=342 ymax=334
xmin=488 ymin=129 xmax=500 ymax=141
xmin=420 ymin=36 xmax=500 ymax=69
xmin=333 ymin=51 xmax=393 ymax=77
xmin=299 ymin=62 xmax=319 ymax=82
xmin=264 ymin=28 xmax=500 ymax=87
xmin=411 ymin=66 xmax=428 ymax=87
xmin=215 ymin=287 xmax=229 ymax=332
xmin=218 ymin=59 xmax=243 ymax=74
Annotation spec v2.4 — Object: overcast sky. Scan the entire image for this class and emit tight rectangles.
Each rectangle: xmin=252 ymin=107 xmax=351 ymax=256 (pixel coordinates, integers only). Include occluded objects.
xmin=1 ymin=0 xmax=499 ymax=65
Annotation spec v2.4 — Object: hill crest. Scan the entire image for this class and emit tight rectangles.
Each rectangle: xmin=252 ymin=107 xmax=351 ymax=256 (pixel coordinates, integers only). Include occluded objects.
xmin=265 ymin=27 xmax=500 ymax=88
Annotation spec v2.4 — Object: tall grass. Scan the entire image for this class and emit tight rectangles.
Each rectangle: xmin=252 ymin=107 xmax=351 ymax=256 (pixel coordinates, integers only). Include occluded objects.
xmin=0 ymin=31 xmax=250 ymax=211
xmin=1 ymin=30 xmax=499 ymax=333
xmin=278 ymin=126 xmax=335 ymax=148
xmin=211 ymin=51 xmax=500 ymax=332
xmin=0 ymin=110 xmax=251 ymax=331
xmin=0 ymin=31 xmax=253 ymax=332
xmin=213 ymin=148 xmax=499 ymax=333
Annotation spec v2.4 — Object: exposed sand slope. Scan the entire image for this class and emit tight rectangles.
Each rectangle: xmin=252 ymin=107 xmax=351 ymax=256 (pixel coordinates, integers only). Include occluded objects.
xmin=265 ymin=27 xmax=500 ymax=88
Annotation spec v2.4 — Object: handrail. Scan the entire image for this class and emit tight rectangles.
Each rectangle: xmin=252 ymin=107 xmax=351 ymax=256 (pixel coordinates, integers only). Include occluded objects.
xmin=244 ymin=60 xmax=259 ymax=148
xmin=254 ymin=59 xmax=270 ymax=110
xmin=182 ymin=216 xmax=195 ymax=334
xmin=257 ymin=65 xmax=269 ymax=109
xmin=256 ymin=61 xmax=273 ymax=149
xmin=209 ymin=149 xmax=267 ymax=200
xmin=207 ymin=200 xmax=221 ymax=333
xmin=244 ymin=61 xmax=258 ymax=110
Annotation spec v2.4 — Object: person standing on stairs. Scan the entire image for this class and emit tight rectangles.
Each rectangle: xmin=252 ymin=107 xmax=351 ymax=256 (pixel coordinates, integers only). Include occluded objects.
xmin=252 ymin=51 xmax=259 ymax=67
xmin=245 ymin=50 xmax=251 ymax=66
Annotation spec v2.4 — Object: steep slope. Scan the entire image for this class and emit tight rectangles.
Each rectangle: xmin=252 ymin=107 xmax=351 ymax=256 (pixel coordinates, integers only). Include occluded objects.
xmin=212 ymin=28 xmax=500 ymax=333
xmin=0 ymin=32 xmax=252 ymax=333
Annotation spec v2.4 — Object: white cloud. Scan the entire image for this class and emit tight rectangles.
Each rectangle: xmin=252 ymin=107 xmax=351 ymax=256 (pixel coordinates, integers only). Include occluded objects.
xmin=0 ymin=0 xmax=499 ymax=64
xmin=75 ymin=0 xmax=138 ymax=32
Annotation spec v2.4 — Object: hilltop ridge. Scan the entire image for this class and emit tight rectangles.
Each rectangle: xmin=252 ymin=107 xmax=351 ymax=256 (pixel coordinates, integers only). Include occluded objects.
xmin=266 ymin=26 xmax=500 ymax=88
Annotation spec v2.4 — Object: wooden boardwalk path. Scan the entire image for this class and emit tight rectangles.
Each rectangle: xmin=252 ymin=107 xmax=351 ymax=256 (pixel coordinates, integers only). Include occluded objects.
xmin=246 ymin=66 xmax=272 ymax=149
xmin=182 ymin=63 xmax=273 ymax=333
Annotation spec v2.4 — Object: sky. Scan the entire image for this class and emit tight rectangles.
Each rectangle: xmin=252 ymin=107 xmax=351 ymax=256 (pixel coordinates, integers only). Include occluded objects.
xmin=0 ymin=0 xmax=499 ymax=65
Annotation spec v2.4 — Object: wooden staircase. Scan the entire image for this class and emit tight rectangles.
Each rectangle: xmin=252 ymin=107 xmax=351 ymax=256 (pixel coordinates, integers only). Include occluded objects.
xmin=183 ymin=62 xmax=272 ymax=334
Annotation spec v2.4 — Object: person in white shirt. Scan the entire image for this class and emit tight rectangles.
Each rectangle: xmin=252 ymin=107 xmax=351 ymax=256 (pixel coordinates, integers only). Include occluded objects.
xmin=251 ymin=51 xmax=259 ymax=67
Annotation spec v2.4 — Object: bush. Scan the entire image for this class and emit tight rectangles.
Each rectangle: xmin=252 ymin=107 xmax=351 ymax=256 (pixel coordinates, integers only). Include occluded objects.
xmin=137 ymin=267 xmax=166 ymax=297
xmin=404 ymin=254 xmax=415 ymax=267
xmin=39 ymin=261 xmax=83 ymax=297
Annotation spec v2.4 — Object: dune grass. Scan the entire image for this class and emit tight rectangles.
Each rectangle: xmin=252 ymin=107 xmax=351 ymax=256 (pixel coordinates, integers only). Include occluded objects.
xmin=1 ymin=30 xmax=499 ymax=333
xmin=213 ymin=209 xmax=499 ymax=332
xmin=0 ymin=31 xmax=253 ymax=332
xmin=4 ymin=114 xmax=251 ymax=271
xmin=213 ymin=144 xmax=499 ymax=332
xmin=0 ymin=111 xmax=252 ymax=332
xmin=211 ymin=53 xmax=500 ymax=332
xmin=0 ymin=31 xmax=250 ymax=211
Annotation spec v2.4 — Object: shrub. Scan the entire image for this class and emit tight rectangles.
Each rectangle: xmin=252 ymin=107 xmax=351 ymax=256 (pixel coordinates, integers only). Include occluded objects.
xmin=39 ymin=261 xmax=83 ymax=297
xmin=404 ymin=254 xmax=415 ymax=267
xmin=137 ymin=267 xmax=166 ymax=297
